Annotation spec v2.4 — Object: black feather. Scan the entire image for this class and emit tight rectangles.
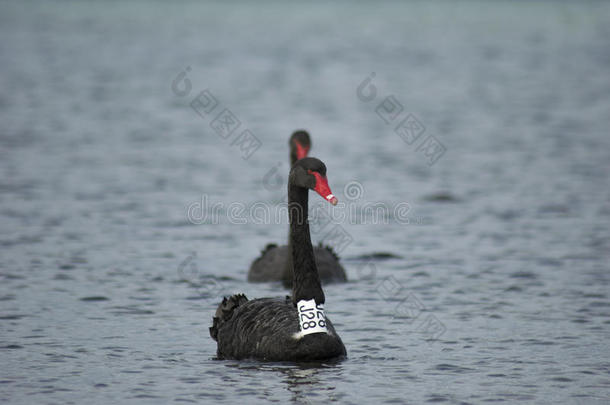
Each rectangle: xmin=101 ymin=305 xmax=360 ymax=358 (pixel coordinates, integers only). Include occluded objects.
xmin=211 ymin=157 xmax=347 ymax=361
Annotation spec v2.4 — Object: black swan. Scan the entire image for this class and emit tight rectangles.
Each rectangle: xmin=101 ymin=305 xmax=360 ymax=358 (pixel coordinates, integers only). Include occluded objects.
xmin=210 ymin=158 xmax=347 ymax=361
xmin=248 ymin=130 xmax=347 ymax=287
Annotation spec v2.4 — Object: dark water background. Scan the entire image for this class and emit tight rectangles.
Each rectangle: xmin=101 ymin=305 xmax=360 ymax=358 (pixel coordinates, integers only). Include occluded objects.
xmin=1 ymin=1 xmax=610 ymax=403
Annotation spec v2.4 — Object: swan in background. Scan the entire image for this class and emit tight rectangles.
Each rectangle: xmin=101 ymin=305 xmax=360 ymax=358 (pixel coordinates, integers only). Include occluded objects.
xmin=248 ymin=130 xmax=347 ymax=287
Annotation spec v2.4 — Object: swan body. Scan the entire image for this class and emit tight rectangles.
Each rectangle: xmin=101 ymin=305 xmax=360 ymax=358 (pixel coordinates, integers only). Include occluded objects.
xmin=248 ymin=243 xmax=347 ymax=286
xmin=210 ymin=295 xmax=345 ymax=361
xmin=211 ymin=158 xmax=347 ymax=361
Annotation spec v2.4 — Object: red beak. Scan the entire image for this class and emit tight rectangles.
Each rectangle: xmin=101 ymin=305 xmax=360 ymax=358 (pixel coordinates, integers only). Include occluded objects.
xmin=309 ymin=171 xmax=338 ymax=205
xmin=295 ymin=142 xmax=310 ymax=160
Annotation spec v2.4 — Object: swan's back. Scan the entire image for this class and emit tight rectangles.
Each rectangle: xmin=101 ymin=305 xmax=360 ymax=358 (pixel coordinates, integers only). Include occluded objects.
xmin=248 ymin=244 xmax=347 ymax=285
xmin=210 ymin=295 xmax=346 ymax=361
xmin=247 ymin=244 xmax=287 ymax=282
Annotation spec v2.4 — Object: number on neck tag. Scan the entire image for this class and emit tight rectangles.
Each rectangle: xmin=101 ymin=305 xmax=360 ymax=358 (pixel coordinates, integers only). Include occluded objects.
xmin=297 ymin=299 xmax=328 ymax=335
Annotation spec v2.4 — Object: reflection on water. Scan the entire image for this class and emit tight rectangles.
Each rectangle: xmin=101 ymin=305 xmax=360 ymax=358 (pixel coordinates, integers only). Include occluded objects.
xmin=224 ymin=361 xmax=344 ymax=404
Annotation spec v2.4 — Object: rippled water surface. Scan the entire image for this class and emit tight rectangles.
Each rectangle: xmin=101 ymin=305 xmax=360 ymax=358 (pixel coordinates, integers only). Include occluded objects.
xmin=1 ymin=1 xmax=610 ymax=404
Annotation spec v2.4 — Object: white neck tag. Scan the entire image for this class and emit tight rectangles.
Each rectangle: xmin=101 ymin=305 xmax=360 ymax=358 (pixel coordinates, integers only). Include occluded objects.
xmin=297 ymin=299 xmax=328 ymax=336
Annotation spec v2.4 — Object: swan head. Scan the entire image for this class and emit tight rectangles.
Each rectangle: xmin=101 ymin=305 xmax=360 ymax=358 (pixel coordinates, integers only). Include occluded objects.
xmin=290 ymin=157 xmax=338 ymax=206
xmin=289 ymin=130 xmax=311 ymax=162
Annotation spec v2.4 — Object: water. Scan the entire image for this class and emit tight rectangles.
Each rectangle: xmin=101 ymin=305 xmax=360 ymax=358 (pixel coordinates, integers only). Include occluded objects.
xmin=1 ymin=1 xmax=610 ymax=403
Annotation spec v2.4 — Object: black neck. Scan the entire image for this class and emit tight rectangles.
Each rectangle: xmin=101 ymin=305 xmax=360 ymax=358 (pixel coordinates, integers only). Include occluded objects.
xmin=288 ymin=183 xmax=325 ymax=305
xmin=281 ymin=147 xmax=297 ymax=285
xmin=290 ymin=150 xmax=297 ymax=167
